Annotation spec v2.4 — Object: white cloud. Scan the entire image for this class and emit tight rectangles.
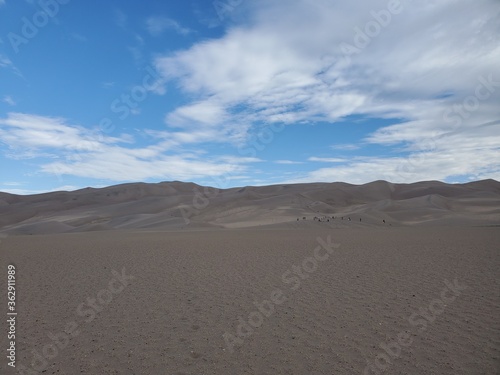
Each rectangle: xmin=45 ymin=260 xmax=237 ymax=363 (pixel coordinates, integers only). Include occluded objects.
xmin=0 ymin=54 xmax=23 ymax=77
xmin=0 ymin=113 xmax=260 ymax=182
xmin=308 ymin=157 xmax=346 ymax=163
xmin=166 ymin=101 xmax=228 ymax=128
xmin=102 ymin=81 xmax=115 ymax=89
xmin=275 ymin=160 xmax=304 ymax=165
xmin=70 ymin=33 xmax=88 ymax=43
xmin=0 ymin=113 xmax=124 ymax=153
xmin=153 ymin=0 xmax=500 ymax=183
xmin=128 ymin=46 xmax=144 ymax=65
xmin=0 ymin=188 xmax=45 ymax=195
xmin=291 ymin=121 xmax=500 ymax=184
xmin=0 ymin=185 xmax=80 ymax=195
xmin=287 ymin=147 xmax=500 ymax=184
xmin=41 ymin=152 xmax=251 ymax=182
xmin=330 ymin=144 xmax=360 ymax=151
xmin=156 ymin=0 xmax=499 ymax=121
xmin=114 ymin=9 xmax=128 ymax=29
xmin=3 ymin=95 xmax=16 ymax=106
xmin=146 ymin=16 xmax=192 ymax=36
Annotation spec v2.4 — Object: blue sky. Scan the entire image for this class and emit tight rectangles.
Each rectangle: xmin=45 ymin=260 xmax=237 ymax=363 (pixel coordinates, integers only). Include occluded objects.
xmin=0 ymin=0 xmax=499 ymax=194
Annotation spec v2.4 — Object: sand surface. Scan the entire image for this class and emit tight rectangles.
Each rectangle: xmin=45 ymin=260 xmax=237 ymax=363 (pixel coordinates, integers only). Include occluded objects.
xmin=1 ymin=226 xmax=499 ymax=374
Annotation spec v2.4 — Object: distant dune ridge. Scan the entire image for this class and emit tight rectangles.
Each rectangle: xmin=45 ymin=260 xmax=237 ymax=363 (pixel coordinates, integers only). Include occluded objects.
xmin=1 ymin=179 xmax=499 ymax=235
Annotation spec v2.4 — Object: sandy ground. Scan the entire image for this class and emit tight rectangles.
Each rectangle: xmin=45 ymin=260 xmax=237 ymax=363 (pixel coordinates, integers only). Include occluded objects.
xmin=0 ymin=227 xmax=499 ymax=374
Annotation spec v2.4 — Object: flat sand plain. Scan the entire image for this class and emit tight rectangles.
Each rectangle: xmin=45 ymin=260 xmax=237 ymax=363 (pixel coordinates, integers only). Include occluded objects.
xmin=1 ymin=227 xmax=499 ymax=374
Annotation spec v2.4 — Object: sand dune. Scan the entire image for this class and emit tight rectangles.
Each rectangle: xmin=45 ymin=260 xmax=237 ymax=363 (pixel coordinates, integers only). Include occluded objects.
xmin=0 ymin=179 xmax=499 ymax=235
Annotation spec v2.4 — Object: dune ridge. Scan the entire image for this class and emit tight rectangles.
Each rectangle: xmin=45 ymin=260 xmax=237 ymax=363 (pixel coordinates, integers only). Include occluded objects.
xmin=1 ymin=179 xmax=499 ymax=235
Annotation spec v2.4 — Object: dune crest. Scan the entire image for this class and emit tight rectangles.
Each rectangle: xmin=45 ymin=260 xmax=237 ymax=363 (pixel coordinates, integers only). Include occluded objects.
xmin=1 ymin=180 xmax=499 ymax=234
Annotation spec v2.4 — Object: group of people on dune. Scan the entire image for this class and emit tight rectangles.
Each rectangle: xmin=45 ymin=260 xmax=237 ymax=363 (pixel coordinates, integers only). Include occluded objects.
xmin=297 ymin=216 xmax=389 ymax=224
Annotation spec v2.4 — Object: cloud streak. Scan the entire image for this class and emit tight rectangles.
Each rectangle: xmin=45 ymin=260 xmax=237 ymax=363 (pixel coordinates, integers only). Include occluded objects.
xmin=0 ymin=113 xmax=260 ymax=182
xmin=146 ymin=16 xmax=192 ymax=36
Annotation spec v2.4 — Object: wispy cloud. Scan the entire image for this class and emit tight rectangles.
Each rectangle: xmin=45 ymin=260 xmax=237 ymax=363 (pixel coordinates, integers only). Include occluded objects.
xmin=330 ymin=144 xmax=360 ymax=151
xmin=0 ymin=188 xmax=46 ymax=195
xmin=114 ymin=9 xmax=128 ymax=29
xmin=290 ymin=121 xmax=500 ymax=184
xmin=0 ymin=54 xmax=23 ymax=77
xmin=0 ymin=113 xmax=260 ymax=182
xmin=0 ymin=185 xmax=80 ymax=195
xmin=166 ymin=100 xmax=227 ymax=127
xmin=3 ymin=95 xmax=16 ymax=106
xmin=102 ymin=82 xmax=115 ymax=89
xmin=127 ymin=33 xmax=146 ymax=64
xmin=146 ymin=16 xmax=192 ymax=36
xmin=274 ymin=160 xmax=304 ymax=165
xmin=0 ymin=113 xmax=124 ymax=152
xmin=308 ymin=157 xmax=346 ymax=163
xmin=70 ymin=33 xmax=88 ymax=42
xmin=153 ymin=0 xmax=499 ymax=184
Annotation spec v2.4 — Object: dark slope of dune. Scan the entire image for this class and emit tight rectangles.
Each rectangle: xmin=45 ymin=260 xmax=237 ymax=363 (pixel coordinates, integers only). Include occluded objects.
xmin=0 ymin=179 xmax=499 ymax=234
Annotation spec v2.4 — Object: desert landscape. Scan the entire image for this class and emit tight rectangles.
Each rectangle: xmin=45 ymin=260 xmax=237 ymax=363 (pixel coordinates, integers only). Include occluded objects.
xmin=0 ymin=180 xmax=499 ymax=374
xmin=1 ymin=1 xmax=499 ymax=373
